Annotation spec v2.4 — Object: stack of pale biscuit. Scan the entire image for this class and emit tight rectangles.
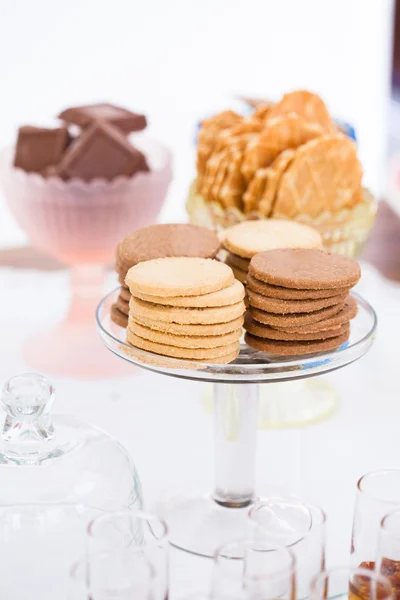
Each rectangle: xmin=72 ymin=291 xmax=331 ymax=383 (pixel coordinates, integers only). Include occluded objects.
xmin=244 ymin=248 xmax=360 ymax=355
xmin=111 ymin=224 xmax=221 ymax=328
xmin=124 ymin=257 xmax=246 ymax=364
xmin=222 ymin=219 xmax=323 ymax=284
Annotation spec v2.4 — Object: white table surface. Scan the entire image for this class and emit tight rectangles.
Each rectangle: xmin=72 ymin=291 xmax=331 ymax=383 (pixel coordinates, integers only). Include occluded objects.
xmin=0 ymin=260 xmax=398 ymax=597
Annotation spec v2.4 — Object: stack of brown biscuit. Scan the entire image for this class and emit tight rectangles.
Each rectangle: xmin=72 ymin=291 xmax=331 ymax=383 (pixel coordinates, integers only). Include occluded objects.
xmin=111 ymin=224 xmax=221 ymax=328
xmin=221 ymin=220 xmax=322 ymax=284
xmin=244 ymin=248 xmax=360 ymax=356
xmin=124 ymin=257 xmax=246 ymax=364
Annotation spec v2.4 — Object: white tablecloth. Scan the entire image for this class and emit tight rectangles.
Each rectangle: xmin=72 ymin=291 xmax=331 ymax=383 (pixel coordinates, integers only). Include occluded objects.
xmin=0 ymin=262 xmax=399 ymax=597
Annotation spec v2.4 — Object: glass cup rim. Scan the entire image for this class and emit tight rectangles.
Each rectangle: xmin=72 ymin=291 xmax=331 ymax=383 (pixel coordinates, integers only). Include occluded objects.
xmin=70 ymin=549 xmax=157 ymax=590
xmin=310 ymin=565 xmax=394 ymax=599
xmin=357 ymin=469 xmax=400 ymax=502
xmin=248 ymin=497 xmax=327 ymax=550
xmin=87 ymin=509 xmax=169 ymax=541
xmin=381 ymin=509 xmax=400 ymax=541
xmin=213 ymin=538 xmax=296 ymax=570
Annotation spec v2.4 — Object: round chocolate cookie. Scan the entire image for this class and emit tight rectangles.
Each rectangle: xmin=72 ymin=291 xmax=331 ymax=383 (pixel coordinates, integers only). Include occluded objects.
xmin=246 ymin=273 xmax=350 ymax=300
xmin=116 ymin=294 xmax=130 ymax=316
xmin=249 ymin=300 xmax=344 ymax=328
xmin=249 ymin=248 xmax=361 ymax=290
xmin=118 ymin=224 xmax=221 ymax=277
xmin=111 ymin=304 xmax=129 ymax=328
xmin=245 ymin=329 xmax=350 ymax=356
xmin=272 ymin=295 xmax=358 ymax=333
xmin=227 ymin=252 xmax=250 ymax=272
xmin=244 ymin=313 xmax=349 ymax=341
xmin=119 ymin=287 xmax=131 ymax=302
xmin=230 ymin=265 xmax=248 ymax=284
xmin=247 ymin=288 xmax=347 ymax=314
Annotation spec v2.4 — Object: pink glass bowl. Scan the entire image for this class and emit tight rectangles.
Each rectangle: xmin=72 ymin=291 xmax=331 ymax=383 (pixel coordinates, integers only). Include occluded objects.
xmin=0 ymin=137 xmax=173 ymax=265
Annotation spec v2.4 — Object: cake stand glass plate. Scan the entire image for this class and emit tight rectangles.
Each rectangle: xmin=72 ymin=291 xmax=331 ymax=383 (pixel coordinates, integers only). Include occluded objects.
xmin=96 ymin=289 xmax=376 ymax=558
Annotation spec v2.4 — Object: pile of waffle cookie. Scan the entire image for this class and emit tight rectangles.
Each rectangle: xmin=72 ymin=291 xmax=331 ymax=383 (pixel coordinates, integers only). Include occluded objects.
xmin=195 ymin=90 xmax=363 ymax=219
xmin=112 ymin=224 xmax=221 ymax=328
xmin=244 ymin=248 xmax=360 ymax=355
xmin=124 ymin=257 xmax=246 ymax=364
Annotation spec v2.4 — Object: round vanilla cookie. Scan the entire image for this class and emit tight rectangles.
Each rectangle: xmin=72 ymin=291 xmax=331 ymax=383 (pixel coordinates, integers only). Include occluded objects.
xmin=226 ymin=252 xmax=250 ymax=272
xmin=244 ymin=330 xmax=350 ymax=356
xmin=130 ymin=296 xmax=245 ymax=325
xmin=246 ymin=273 xmax=350 ymax=300
xmin=126 ymin=329 xmax=239 ymax=360
xmin=111 ymin=304 xmax=128 ymax=328
xmin=129 ymin=320 xmax=242 ymax=349
xmin=132 ymin=279 xmax=244 ymax=308
xmin=244 ymin=313 xmax=350 ymax=341
xmin=223 ymin=219 xmax=322 ymax=259
xmin=249 ymin=300 xmax=344 ymax=328
xmin=131 ymin=315 xmax=244 ymax=336
xmin=249 ymin=248 xmax=361 ymax=290
xmin=247 ymin=288 xmax=347 ymax=314
xmin=125 ymin=257 xmax=234 ymax=297
xmin=122 ymin=344 xmax=239 ymax=369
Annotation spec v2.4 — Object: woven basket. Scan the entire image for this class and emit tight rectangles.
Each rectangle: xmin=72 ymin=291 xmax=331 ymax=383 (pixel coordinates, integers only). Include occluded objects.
xmin=186 ymin=181 xmax=377 ymax=258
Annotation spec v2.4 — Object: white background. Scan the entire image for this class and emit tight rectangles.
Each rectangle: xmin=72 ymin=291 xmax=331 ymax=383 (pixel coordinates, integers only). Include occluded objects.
xmin=0 ymin=3 xmax=397 ymax=595
xmin=0 ymin=0 xmax=395 ymax=245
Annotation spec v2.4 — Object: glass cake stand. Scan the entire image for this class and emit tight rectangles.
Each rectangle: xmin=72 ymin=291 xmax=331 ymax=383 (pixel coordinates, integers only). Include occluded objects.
xmin=96 ymin=289 xmax=376 ymax=558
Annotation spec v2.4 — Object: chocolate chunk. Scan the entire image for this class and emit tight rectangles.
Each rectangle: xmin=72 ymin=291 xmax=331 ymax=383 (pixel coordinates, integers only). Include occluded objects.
xmin=56 ymin=121 xmax=149 ymax=181
xmin=14 ymin=125 xmax=70 ymax=173
xmin=58 ymin=103 xmax=147 ymax=133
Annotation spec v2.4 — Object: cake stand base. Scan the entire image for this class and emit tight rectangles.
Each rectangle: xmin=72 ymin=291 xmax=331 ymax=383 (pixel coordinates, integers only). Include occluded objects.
xmin=155 ymin=494 xmax=252 ymax=558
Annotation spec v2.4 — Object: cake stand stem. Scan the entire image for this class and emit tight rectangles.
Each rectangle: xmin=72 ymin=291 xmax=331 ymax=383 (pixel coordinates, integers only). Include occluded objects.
xmin=213 ymin=382 xmax=259 ymax=508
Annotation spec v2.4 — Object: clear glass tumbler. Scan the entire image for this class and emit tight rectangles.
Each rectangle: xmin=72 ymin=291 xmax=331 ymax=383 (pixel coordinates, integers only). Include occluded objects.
xmin=87 ymin=510 xmax=169 ymax=600
xmin=212 ymin=537 xmax=296 ymax=600
xmin=69 ymin=550 xmax=155 ymax=600
xmin=249 ymin=497 xmax=326 ymax=599
xmin=376 ymin=509 xmax=400 ymax=599
xmin=310 ymin=567 xmax=393 ymax=600
xmin=351 ymin=470 xmax=400 ymax=569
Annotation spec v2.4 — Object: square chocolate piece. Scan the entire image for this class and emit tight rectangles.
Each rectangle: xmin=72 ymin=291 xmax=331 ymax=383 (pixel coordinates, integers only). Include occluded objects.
xmin=14 ymin=126 xmax=70 ymax=173
xmin=56 ymin=121 xmax=149 ymax=181
xmin=58 ymin=103 xmax=147 ymax=134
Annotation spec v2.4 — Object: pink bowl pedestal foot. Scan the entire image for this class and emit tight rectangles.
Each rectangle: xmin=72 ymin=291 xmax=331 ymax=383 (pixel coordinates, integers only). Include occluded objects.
xmin=23 ymin=320 xmax=135 ymax=379
xmin=23 ymin=265 xmax=136 ymax=379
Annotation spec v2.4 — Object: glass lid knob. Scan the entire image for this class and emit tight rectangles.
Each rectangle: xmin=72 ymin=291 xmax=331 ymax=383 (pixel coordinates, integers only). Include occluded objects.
xmin=0 ymin=373 xmax=56 ymax=463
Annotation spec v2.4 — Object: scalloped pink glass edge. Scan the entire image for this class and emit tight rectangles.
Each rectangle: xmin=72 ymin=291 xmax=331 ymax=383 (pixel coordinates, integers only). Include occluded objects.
xmin=0 ymin=139 xmax=173 ymax=264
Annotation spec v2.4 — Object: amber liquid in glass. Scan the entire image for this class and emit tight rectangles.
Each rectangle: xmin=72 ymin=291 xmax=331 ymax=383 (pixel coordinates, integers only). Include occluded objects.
xmin=354 ymin=561 xmax=400 ymax=600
